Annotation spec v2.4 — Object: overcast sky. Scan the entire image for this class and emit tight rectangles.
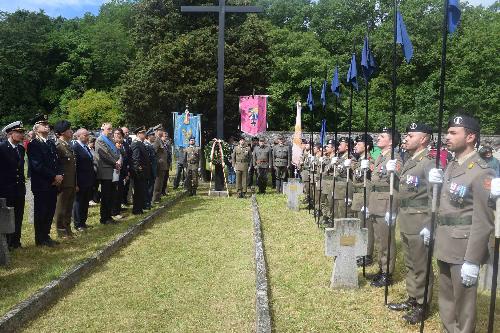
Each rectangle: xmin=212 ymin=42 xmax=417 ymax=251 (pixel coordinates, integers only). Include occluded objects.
xmin=0 ymin=0 xmax=497 ymax=18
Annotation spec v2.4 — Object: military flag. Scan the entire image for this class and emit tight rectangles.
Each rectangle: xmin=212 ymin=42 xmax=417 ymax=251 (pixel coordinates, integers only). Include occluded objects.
xmin=396 ymin=11 xmax=414 ymax=63
xmin=292 ymin=101 xmax=303 ymax=167
xmin=173 ymin=111 xmax=201 ymax=148
xmin=448 ymin=0 xmax=461 ymax=34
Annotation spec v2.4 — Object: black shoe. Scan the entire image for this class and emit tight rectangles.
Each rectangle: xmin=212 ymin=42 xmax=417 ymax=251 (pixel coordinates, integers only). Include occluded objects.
xmin=356 ymin=255 xmax=374 ymax=267
xmin=388 ymin=297 xmax=417 ymax=311
xmin=402 ymin=304 xmax=426 ymax=325
xmin=370 ymin=273 xmax=392 ymax=287
xmin=367 ymin=270 xmax=383 ymax=281
xmin=133 ymin=210 xmax=143 ymax=215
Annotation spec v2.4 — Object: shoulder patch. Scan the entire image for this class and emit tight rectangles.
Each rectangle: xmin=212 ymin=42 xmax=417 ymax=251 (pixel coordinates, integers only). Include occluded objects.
xmin=476 ymin=158 xmax=489 ymax=169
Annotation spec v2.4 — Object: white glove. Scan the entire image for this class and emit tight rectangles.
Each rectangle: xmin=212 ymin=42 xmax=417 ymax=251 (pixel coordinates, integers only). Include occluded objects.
xmin=360 ymin=159 xmax=370 ymax=170
xmin=386 ymin=159 xmax=397 ymax=172
xmin=429 ymin=168 xmax=444 ymax=184
xmin=360 ymin=206 xmax=370 ymax=218
xmin=343 ymin=159 xmax=352 ymax=168
xmin=330 ymin=157 xmax=339 ymax=165
xmin=384 ymin=211 xmax=397 ymax=226
xmin=309 ymin=155 xmax=315 ymax=162
xmin=461 ymin=262 xmax=480 ymax=287
xmin=198 ymin=168 xmax=201 ymax=172
xmin=419 ymin=227 xmax=431 ymax=246
xmin=344 ymin=198 xmax=352 ymax=206
xmin=491 ymin=178 xmax=500 ymax=197
xmin=319 ymin=157 xmax=324 ymax=163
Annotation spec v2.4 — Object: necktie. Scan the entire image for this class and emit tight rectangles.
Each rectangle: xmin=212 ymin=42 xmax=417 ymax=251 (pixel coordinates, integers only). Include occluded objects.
xmin=85 ymin=145 xmax=93 ymax=159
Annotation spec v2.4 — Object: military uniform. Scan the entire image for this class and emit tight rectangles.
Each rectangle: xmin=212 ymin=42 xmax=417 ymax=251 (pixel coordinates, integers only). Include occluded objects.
xmin=436 ymin=152 xmax=494 ymax=332
xmin=184 ymin=143 xmax=202 ymax=195
xmin=153 ymin=136 xmax=169 ymax=202
xmin=131 ymin=127 xmax=151 ymax=214
xmin=300 ymin=149 xmax=312 ymax=203
xmin=144 ymin=136 xmax=157 ymax=208
xmin=317 ymin=154 xmax=333 ymax=223
xmin=272 ymin=141 xmax=291 ymax=193
xmin=27 ymin=131 xmax=62 ymax=245
xmin=351 ymin=156 xmax=374 ymax=262
xmin=331 ymin=151 xmax=355 ymax=219
xmin=368 ymin=148 xmax=402 ymax=283
xmin=231 ymin=141 xmax=251 ymax=197
xmin=0 ymin=121 xmax=26 ymax=248
xmin=55 ymin=136 xmax=77 ymax=237
xmin=253 ymin=143 xmax=272 ymax=193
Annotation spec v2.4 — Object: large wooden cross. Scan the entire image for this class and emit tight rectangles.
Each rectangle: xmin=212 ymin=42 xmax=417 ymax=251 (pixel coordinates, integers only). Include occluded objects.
xmin=181 ymin=1 xmax=263 ymax=139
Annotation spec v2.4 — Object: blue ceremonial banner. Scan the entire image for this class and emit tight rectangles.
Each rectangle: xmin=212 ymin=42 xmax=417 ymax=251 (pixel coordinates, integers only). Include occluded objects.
xmin=396 ymin=11 xmax=414 ymax=63
xmin=448 ymin=0 xmax=461 ymax=34
xmin=347 ymin=54 xmax=358 ymax=91
xmin=174 ymin=112 xmax=201 ymax=148
xmin=320 ymin=80 xmax=327 ymax=107
xmin=331 ymin=66 xmax=341 ymax=98
xmin=320 ymin=119 xmax=327 ymax=146
xmin=307 ymin=82 xmax=314 ymax=111
xmin=361 ymin=36 xmax=377 ymax=81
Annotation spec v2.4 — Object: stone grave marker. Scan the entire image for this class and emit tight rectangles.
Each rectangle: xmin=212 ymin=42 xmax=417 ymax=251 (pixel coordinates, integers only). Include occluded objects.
xmin=0 ymin=198 xmax=15 ymax=266
xmin=287 ymin=178 xmax=301 ymax=211
xmin=325 ymin=218 xmax=368 ymax=288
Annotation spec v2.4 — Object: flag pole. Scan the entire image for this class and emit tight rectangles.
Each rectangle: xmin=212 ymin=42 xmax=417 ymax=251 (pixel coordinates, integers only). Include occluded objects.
xmin=331 ymin=70 xmax=339 ymax=225
xmin=420 ymin=0 xmax=449 ymax=330
xmin=345 ymin=52 xmax=355 ymax=218
xmin=317 ymin=77 xmax=327 ymax=226
xmin=385 ymin=0 xmax=398 ymax=305
xmin=362 ymin=29 xmax=371 ymax=278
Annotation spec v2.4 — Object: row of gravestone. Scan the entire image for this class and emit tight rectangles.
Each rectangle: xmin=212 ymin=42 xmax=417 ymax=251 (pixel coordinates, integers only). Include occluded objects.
xmin=281 ymin=178 xmax=498 ymax=290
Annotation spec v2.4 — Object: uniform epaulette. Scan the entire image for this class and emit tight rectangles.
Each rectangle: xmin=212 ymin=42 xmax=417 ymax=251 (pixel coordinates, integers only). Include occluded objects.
xmin=476 ymin=158 xmax=489 ymax=169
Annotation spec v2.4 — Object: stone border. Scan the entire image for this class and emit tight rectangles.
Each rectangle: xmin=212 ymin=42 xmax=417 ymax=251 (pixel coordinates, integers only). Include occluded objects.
xmin=0 ymin=191 xmax=187 ymax=333
xmin=251 ymin=195 xmax=272 ymax=333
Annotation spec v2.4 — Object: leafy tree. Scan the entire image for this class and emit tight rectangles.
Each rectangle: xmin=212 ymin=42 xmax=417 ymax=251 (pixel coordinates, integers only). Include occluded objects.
xmin=66 ymin=89 xmax=123 ymax=129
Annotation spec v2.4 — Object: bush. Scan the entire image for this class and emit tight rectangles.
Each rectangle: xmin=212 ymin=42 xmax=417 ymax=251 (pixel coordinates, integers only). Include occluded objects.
xmin=67 ymin=89 xmax=124 ymax=129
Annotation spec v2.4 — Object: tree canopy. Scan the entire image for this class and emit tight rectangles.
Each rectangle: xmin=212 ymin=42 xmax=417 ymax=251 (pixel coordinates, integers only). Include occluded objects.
xmin=0 ymin=0 xmax=498 ymax=135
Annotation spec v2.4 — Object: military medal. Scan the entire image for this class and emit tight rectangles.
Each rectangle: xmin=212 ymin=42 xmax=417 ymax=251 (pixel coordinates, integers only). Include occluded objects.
xmin=449 ymin=182 xmax=467 ymax=205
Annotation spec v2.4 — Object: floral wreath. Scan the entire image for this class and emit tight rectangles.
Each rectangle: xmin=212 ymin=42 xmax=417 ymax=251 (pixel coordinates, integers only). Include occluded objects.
xmin=204 ymin=138 xmax=230 ymax=166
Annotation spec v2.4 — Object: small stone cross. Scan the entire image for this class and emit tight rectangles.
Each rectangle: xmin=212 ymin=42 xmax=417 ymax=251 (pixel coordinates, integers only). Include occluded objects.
xmin=0 ymin=198 xmax=15 ymax=266
xmin=325 ymin=218 xmax=368 ymax=288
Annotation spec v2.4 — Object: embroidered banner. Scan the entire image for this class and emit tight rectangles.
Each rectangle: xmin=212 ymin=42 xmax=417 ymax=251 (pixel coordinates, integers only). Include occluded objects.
xmin=239 ymin=95 xmax=267 ymax=136
xmin=173 ymin=112 xmax=201 ymax=148
xmin=291 ymin=101 xmax=303 ymax=167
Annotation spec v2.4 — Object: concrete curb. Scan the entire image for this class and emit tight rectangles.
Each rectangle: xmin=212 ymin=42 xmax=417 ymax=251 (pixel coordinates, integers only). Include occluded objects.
xmin=251 ymin=195 xmax=272 ymax=333
xmin=0 ymin=191 xmax=187 ymax=333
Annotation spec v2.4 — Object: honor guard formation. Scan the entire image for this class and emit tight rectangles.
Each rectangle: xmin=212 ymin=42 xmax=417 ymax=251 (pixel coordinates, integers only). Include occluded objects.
xmin=1 ymin=114 xmax=499 ymax=332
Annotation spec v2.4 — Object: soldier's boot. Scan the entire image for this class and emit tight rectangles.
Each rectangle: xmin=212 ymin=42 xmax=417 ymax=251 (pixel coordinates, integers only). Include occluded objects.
xmin=238 ymin=192 xmax=243 ymax=198
xmin=370 ymin=273 xmax=392 ymax=288
xmin=388 ymin=297 xmax=417 ymax=311
xmin=402 ymin=304 xmax=426 ymax=325
xmin=57 ymin=228 xmax=68 ymax=239
xmin=242 ymin=192 xmax=246 ymax=198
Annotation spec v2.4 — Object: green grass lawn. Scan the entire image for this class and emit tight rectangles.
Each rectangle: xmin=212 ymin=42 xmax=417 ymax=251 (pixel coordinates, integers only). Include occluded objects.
xmin=257 ymin=192 xmax=497 ymax=333
xmin=23 ymin=192 xmax=255 ymax=333
xmin=0 ymin=190 xmax=181 ymax=317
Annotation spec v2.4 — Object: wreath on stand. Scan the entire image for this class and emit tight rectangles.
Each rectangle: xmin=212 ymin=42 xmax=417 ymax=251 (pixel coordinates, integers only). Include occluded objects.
xmin=204 ymin=139 xmax=230 ymax=196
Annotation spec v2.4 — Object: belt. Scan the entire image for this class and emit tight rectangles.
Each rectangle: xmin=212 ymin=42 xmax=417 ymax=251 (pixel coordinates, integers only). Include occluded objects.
xmin=257 ymin=160 xmax=268 ymax=163
xmin=236 ymin=160 xmax=248 ymax=163
xmin=437 ymin=216 xmax=472 ymax=226
xmin=400 ymin=198 xmax=428 ymax=208
xmin=372 ymin=185 xmax=390 ymax=192
xmin=322 ymin=176 xmax=334 ymax=181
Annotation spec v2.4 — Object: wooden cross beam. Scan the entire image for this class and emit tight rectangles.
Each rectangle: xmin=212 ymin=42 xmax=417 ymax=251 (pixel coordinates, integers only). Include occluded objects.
xmin=181 ymin=0 xmax=263 ymax=139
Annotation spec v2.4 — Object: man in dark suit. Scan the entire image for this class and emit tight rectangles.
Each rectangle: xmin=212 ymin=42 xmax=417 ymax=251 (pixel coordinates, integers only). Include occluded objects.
xmin=72 ymin=128 xmax=95 ymax=231
xmin=121 ymin=126 xmax=133 ymax=205
xmin=130 ymin=126 xmax=151 ymax=215
xmin=95 ymin=123 xmax=121 ymax=225
xmin=0 ymin=121 xmax=27 ymax=249
xmin=144 ymin=128 xmax=157 ymax=209
xmin=27 ymin=115 xmax=63 ymax=246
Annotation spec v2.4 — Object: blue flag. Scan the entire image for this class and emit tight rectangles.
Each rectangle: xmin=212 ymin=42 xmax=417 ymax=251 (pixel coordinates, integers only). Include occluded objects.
xmin=396 ymin=11 xmax=413 ymax=63
xmin=361 ymin=36 xmax=377 ymax=81
xmin=448 ymin=0 xmax=461 ymax=34
xmin=331 ymin=66 xmax=341 ymax=98
xmin=320 ymin=119 xmax=327 ymax=146
xmin=320 ymin=80 xmax=327 ymax=107
xmin=307 ymin=82 xmax=314 ymax=111
xmin=174 ymin=113 xmax=201 ymax=148
xmin=347 ymin=54 xmax=358 ymax=91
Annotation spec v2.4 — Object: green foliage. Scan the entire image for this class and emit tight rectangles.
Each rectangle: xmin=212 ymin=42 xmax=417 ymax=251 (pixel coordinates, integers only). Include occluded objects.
xmin=66 ymin=89 xmax=124 ymax=129
xmin=0 ymin=0 xmax=499 ymax=134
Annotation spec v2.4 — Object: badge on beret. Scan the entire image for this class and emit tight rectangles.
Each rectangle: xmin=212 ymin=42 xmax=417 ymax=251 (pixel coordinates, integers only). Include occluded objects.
xmin=484 ymin=178 xmax=492 ymax=190
xmin=410 ymin=123 xmax=417 ymax=130
xmin=453 ymin=116 xmax=463 ymax=125
xmin=467 ymin=162 xmax=474 ymax=169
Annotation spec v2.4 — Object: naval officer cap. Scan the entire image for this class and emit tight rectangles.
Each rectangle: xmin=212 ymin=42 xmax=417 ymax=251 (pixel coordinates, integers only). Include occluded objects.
xmin=54 ymin=120 xmax=72 ymax=135
xmin=146 ymin=128 xmax=155 ymax=136
xmin=406 ymin=122 xmax=433 ymax=134
xmin=448 ymin=114 xmax=480 ymax=133
xmin=2 ymin=121 xmax=25 ymax=134
xmin=133 ymin=126 xmax=146 ymax=135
